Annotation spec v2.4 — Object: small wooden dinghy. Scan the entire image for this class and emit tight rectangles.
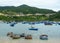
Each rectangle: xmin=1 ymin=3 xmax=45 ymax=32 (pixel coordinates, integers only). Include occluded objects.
xmin=25 ymin=35 xmax=32 ymax=39
xmin=7 ymin=32 xmax=20 ymax=39
xmin=11 ymin=34 xmax=20 ymax=39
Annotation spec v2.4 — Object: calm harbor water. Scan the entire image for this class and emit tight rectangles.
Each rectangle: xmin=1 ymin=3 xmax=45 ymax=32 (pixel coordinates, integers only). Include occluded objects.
xmin=0 ymin=22 xmax=60 ymax=39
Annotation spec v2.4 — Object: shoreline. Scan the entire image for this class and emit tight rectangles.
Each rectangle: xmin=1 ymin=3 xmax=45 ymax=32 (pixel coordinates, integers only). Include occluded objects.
xmin=0 ymin=37 xmax=60 ymax=43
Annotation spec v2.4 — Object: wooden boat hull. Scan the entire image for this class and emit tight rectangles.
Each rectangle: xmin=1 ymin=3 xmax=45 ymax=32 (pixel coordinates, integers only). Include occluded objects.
xmin=25 ymin=35 xmax=32 ymax=39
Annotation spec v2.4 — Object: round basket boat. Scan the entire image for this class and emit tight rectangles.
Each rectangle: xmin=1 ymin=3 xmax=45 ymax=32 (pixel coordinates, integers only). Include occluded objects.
xmin=40 ymin=35 xmax=48 ymax=40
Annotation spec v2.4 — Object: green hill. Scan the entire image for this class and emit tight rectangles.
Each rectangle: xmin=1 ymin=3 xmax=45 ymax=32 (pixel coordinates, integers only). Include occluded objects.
xmin=0 ymin=4 xmax=56 ymax=14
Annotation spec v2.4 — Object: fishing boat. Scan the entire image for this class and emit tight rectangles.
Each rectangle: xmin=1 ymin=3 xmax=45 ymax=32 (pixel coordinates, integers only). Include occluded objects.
xmin=10 ymin=22 xmax=17 ymax=27
xmin=28 ymin=22 xmax=35 ymax=25
xmin=35 ymin=21 xmax=40 ymax=24
xmin=29 ymin=26 xmax=38 ymax=31
xmin=44 ymin=21 xmax=52 ymax=25
xmin=29 ymin=28 xmax=38 ymax=30
xmin=57 ymin=22 xmax=60 ymax=25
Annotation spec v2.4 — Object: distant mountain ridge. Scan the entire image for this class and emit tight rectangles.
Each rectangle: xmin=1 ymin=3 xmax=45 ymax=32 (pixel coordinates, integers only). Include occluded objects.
xmin=0 ymin=4 xmax=56 ymax=14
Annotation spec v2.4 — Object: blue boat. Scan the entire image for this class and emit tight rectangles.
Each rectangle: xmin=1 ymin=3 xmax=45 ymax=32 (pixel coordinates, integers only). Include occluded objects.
xmin=29 ymin=28 xmax=38 ymax=30
xmin=28 ymin=22 xmax=35 ymax=25
xmin=35 ymin=21 xmax=40 ymax=24
xmin=29 ymin=26 xmax=38 ymax=31
xmin=57 ymin=22 xmax=60 ymax=25
xmin=10 ymin=24 xmax=14 ymax=27
xmin=44 ymin=21 xmax=52 ymax=25
xmin=10 ymin=22 xmax=17 ymax=27
xmin=22 ymin=21 xmax=28 ymax=24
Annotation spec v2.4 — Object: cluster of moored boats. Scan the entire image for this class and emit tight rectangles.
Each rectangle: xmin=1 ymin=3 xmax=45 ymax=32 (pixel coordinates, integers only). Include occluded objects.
xmin=22 ymin=21 xmax=60 ymax=25
xmin=7 ymin=32 xmax=48 ymax=40
xmin=5 ymin=21 xmax=60 ymax=27
xmin=7 ymin=32 xmax=32 ymax=39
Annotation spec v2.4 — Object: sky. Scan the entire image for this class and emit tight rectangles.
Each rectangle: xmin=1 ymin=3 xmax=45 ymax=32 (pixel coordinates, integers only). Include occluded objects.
xmin=0 ymin=0 xmax=60 ymax=11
